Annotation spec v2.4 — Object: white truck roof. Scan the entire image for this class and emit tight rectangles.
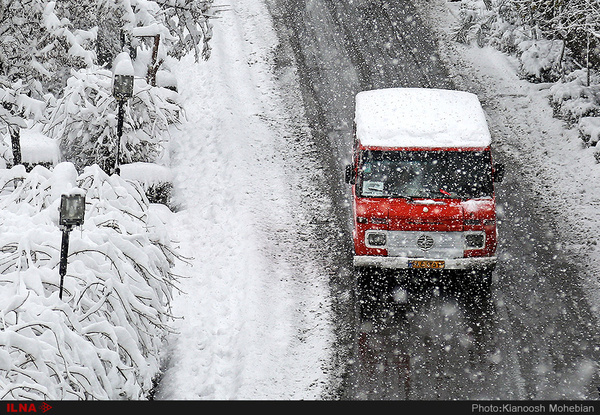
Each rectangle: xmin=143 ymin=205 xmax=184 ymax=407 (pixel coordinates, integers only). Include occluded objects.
xmin=354 ymin=88 xmax=492 ymax=148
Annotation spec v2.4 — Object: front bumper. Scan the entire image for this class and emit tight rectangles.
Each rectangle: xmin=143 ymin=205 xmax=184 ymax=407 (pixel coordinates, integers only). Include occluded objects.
xmin=353 ymin=255 xmax=497 ymax=270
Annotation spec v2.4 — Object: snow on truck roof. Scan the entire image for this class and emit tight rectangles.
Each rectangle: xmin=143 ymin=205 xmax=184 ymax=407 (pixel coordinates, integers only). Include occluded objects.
xmin=354 ymin=88 xmax=492 ymax=148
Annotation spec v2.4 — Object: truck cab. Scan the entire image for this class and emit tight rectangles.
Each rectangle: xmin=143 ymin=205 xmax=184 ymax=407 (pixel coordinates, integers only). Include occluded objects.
xmin=345 ymin=88 xmax=504 ymax=290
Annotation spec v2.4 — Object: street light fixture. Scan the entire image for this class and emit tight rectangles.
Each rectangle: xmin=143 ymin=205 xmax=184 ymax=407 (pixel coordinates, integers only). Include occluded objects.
xmin=113 ymin=73 xmax=134 ymax=100
xmin=58 ymin=189 xmax=86 ymax=300
xmin=112 ymin=52 xmax=135 ymax=175
xmin=59 ymin=192 xmax=86 ymax=228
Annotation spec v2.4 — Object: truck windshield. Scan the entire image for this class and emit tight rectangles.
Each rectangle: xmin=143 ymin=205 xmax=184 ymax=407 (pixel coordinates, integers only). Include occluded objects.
xmin=358 ymin=150 xmax=493 ymax=199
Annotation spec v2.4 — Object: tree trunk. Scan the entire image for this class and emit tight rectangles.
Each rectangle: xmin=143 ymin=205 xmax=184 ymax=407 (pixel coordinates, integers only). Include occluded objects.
xmin=10 ymin=125 xmax=21 ymax=166
xmin=147 ymin=35 xmax=162 ymax=86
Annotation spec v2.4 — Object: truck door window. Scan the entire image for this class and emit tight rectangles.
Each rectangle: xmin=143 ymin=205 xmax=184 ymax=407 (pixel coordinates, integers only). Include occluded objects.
xmin=358 ymin=150 xmax=493 ymax=199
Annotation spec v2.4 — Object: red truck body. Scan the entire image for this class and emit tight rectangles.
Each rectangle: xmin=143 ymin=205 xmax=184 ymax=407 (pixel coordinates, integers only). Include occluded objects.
xmin=346 ymin=88 xmax=504 ymax=279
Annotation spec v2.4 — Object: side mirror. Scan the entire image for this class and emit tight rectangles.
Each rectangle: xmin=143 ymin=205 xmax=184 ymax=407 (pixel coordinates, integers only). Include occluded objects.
xmin=345 ymin=164 xmax=355 ymax=184
xmin=493 ymin=163 xmax=505 ymax=183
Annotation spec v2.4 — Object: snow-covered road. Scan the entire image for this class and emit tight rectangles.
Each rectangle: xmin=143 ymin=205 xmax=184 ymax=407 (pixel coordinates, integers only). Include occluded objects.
xmin=154 ymin=0 xmax=600 ymax=400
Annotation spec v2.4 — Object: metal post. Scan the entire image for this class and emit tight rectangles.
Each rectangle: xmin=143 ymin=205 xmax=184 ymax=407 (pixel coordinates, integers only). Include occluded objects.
xmin=114 ymin=100 xmax=124 ymax=175
xmin=59 ymin=227 xmax=71 ymax=300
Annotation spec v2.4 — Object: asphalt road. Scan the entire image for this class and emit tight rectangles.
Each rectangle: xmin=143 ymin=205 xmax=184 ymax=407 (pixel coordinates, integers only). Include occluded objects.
xmin=265 ymin=0 xmax=600 ymax=399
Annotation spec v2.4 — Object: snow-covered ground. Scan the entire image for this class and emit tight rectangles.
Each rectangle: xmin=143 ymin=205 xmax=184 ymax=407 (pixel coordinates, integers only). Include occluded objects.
xmin=154 ymin=0 xmax=337 ymax=400
xmin=154 ymin=0 xmax=600 ymax=399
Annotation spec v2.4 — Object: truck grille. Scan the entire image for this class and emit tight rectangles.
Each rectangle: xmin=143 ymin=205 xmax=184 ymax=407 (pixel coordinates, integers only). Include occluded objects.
xmin=387 ymin=231 xmax=463 ymax=258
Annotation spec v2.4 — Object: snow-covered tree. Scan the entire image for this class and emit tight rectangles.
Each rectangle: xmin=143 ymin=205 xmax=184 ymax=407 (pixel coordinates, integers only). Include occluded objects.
xmin=158 ymin=0 xmax=216 ymax=62
xmin=1 ymin=0 xmax=216 ymax=89
xmin=0 ymin=0 xmax=216 ymax=171
xmin=509 ymin=0 xmax=600 ymax=78
xmin=0 ymin=80 xmax=47 ymax=166
xmin=556 ymin=1 xmax=600 ymax=85
xmin=97 ymin=0 xmax=217 ymax=67
xmin=509 ymin=0 xmax=566 ymax=39
xmin=453 ymin=1 xmax=527 ymax=51
xmin=44 ymin=68 xmax=182 ymax=173
xmin=452 ymin=0 xmax=598 ymax=82
xmin=55 ymin=0 xmax=216 ymax=172
xmin=0 ymin=0 xmax=91 ymax=165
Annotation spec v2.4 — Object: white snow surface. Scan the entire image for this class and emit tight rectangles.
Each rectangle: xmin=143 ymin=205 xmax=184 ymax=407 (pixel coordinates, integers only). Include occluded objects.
xmin=16 ymin=129 xmax=60 ymax=165
xmin=112 ymin=52 xmax=135 ymax=76
xmin=120 ymin=162 xmax=172 ymax=187
xmin=149 ymin=0 xmax=600 ymax=400
xmin=355 ymin=88 xmax=491 ymax=148
xmin=155 ymin=0 xmax=334 ymax=400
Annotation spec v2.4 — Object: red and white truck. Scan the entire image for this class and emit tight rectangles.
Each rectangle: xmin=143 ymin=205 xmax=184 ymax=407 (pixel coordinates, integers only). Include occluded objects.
xmin=345 ymin=88 xmax=504 ymax=291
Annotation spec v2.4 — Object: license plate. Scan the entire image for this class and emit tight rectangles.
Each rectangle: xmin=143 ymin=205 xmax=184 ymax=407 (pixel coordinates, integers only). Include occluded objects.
xmin=408 ymin=260 xmax=445 ymax=269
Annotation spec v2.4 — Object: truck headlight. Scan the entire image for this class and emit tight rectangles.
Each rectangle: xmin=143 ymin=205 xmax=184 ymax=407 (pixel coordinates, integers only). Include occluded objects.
xmin=464 ymin=232 xmax=485 ymax=249
xmin=366 ymin=231 xmax=387 ymax=248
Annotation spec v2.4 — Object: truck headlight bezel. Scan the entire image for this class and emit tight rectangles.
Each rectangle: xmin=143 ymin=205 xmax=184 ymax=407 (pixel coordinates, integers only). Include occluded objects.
xmin=365 ymin=230 xmax=387 ymax=248
xmin=464 ymin=231 xmax=486 ymax=249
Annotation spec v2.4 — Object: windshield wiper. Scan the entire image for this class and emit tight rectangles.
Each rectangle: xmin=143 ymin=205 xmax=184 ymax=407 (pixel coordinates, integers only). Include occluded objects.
xmin=433 ymin=188 xmax=461 ymax=198
xmin=439 ymin=188 xmax=452 ymax=196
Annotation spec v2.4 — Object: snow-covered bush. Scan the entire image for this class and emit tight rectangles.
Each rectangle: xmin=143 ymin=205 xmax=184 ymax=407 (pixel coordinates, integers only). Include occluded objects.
xmin=159 ymin=0 xmax=216 ymax=62
xmin=452 ymin=0 xmax=497 ymax=46
xmin=44 ymin=69 xmax=182 ymax=173
xmin=452 ymin=0 xmax=576 ymax=82
xmin=452 ymin=0 xmax=524 ymax=51
xmin=1 ymin=0 xmax=217 ymax=174
xmin=0 ymin=162 xmax=179 ymax=399
xmin=549 ymin=69 xmax=600 ymax=124
xmin=578 ymin=117 xmax=600 ymax=147
xmin=518 ymin=39 xmax=566 ymax=83
xmin=120 ymin=162 xmax=174 ymax=207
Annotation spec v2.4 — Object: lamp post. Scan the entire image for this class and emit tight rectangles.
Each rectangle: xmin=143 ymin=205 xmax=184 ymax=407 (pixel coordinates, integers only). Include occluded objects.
xmin=112 ymin=52 xmax=134 ymax=175
xmin=58 ymin=190 xmax=86 ymax=300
